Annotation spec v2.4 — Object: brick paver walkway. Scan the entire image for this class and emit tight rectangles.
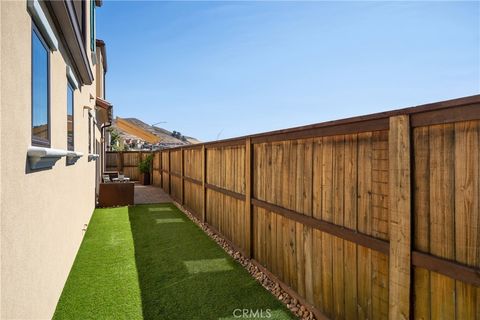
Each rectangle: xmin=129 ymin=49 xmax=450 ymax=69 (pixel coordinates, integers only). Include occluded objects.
xmin=134 ymin=184 xmax=171 ymax=204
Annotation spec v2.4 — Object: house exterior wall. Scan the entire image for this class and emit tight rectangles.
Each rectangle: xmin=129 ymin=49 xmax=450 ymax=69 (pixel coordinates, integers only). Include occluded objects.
xmin=0 ymin=1 xmax=106 ymax=318
xmin=96 ymin=49 xmax=105 ymax=99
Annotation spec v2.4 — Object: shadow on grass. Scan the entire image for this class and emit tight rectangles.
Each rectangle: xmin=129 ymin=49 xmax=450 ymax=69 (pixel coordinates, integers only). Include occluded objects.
xmin=128 ymin=204 xmax=294 ymax=320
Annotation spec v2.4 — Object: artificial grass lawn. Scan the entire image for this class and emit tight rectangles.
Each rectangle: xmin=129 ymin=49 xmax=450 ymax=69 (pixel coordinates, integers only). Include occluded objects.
xmin=53 ymin=204 xmax=294 ymax=319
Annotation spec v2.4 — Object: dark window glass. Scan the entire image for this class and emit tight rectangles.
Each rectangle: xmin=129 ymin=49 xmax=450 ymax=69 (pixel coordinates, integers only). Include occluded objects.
xmin=88 ymin=113 xmax=92 ymax=153
xmin=90 ymin=0 xmax=95 ymax=51
xmin=32 ymin=27 xmax=50 ymax=146
xmin=93 ymin=118 xmax=96 ymax=153
xmin=67 ymin=82 xmax=74 ymax=151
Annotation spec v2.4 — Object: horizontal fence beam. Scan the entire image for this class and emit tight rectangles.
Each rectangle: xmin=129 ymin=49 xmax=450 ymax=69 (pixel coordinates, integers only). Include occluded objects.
xmin=410 ymin=103 xmax=480 ymax=127
xmin=160 ymin=169 xmax=202 ymax=183
xmin=205 ymin=183 xmax=246 ymax=201
xmin=412 ymin=251 xmax=480 ymax=287
xmin=205 ymin=139 xmax=246 ymax=149
xmin=252 ymin=118 xmax=389 ymax=144
xmin=179 ymin=144 xmax=203 ymax=150
xmin=170 ymin=171 xmax=182 ymax=178
xmin=252 ymin=198 xmax=389 ymax=255
xmin=183 ymin=176 xmax=202 ymax=186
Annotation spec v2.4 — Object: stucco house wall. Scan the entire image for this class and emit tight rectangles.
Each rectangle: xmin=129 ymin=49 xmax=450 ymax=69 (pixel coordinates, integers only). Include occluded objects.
xmin=0 ymin=1 xmax=105 ymax=318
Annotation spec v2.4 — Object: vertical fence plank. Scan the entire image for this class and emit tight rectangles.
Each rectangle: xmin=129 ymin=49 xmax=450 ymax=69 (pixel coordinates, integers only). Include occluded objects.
xmin=454 ymin=121 xmax=480 ymax=319
xmin=388 ymin=115 xmax=411 ymax=320
xmin=429 ymin=124 xmax=455 ymax=320
xmin=371 ymin=130 xmax=389 ymax=320
xmin=118 ymin=151 xmax=124 ymax=173
xmin=168 ymin=149 xmax=171 ymax=194
xmin=321 ymin=136 xmax=334 ymax=317
xmin=245 ymin=138 xmax=253 ymax=258
xmin=412 ymin=126 xmax=431 ymax=320
xmin=332 ymin=135 xmax=345 ymax=320
xmin=344 ymin=134 xmax=358 ymax=319
xmin=358 ymin=131 xmax=373 ymax=320
xmin=160 ymin=151 xmax=163 ymax=187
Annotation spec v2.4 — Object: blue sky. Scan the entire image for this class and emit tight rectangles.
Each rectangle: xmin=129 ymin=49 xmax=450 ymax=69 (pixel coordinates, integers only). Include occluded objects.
xmin=97 ymin=1 xmax=480 ymax=141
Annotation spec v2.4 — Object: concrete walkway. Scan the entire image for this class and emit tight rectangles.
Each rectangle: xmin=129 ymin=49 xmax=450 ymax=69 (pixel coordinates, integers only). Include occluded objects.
xmin=134 ymin=184 xmax=171 ymax=204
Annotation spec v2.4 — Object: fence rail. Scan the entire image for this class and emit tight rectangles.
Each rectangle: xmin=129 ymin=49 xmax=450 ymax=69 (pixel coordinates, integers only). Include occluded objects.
xmin=107 ymin=95 xmax=480 ymax=320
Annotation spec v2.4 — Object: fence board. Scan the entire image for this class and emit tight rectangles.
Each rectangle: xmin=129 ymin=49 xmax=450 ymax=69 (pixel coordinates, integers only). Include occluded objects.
xmin=454 ymin=121 xmax=480 ymax=319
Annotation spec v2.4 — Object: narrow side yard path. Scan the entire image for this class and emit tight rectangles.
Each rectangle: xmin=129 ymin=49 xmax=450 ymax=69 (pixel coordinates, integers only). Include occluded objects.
xmin=53 ymin=204 xmax=294 ymax=320
xmin=134 ymin=184 xmax=171 ymax=204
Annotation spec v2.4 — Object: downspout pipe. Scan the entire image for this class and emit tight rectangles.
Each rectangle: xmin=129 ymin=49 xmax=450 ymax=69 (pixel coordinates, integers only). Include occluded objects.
xmin=101 ymin=121 xmax=112 ymax=175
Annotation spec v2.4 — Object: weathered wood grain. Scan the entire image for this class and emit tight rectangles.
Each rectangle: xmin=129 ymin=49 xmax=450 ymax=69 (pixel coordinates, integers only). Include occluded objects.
xmin=412 ymin=126 xmax=431 ymax=320
xmin=388 ymin=115 xmax=411 ymax=320
xmin=429 ymin=124 xmax=455 ymax=320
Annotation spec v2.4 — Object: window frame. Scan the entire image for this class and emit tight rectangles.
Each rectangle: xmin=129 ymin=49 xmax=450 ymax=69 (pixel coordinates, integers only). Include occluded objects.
xmin=31 ymin=23 xmax=51 ymax=147
xmin=67 ymin=81 xmax=75 ymax=151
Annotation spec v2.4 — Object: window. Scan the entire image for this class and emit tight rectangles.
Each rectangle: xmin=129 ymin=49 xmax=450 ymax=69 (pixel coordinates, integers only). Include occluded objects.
xmin=88 ymin=113 xmax=92 ymax=153
xmin=90 ymin=0 xmax=95 ymax=51
xmin=31 ymin=26 xmax=50 ymax=146
xmin=67 ymin=82 xmax=74 ymax=151
xmin=93 ymin=118 xmax=96 ymax=153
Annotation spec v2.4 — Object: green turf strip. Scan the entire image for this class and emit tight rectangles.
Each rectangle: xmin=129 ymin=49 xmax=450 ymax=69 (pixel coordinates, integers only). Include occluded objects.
xmin=53 ymin=204 xmax=294 ymax=320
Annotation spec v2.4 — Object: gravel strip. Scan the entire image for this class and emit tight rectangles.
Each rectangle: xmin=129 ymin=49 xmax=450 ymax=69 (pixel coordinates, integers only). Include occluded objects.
xmin=173 ymin=202 xmax=318 ymax=320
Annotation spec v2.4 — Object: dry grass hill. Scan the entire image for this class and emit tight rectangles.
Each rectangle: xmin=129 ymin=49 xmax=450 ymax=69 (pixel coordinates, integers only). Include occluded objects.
xmin=112 ymin=117 xmax=200 ymax=148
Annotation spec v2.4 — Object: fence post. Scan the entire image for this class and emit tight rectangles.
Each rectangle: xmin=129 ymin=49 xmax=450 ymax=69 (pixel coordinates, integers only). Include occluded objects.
xmin=161 ymin=151 xmax=166 ymax=192
xmin=388 ymin=115 xmax=411 ymax=320
xmin=245 ymin=137 xmax=253 ymax=258
xmin=181 ymin=148 xmax=185 ymax=205
xmin=168 ymin=149 xmax=171 ymax=194
xmin=202 ymin=145 xmax=206 ymax=223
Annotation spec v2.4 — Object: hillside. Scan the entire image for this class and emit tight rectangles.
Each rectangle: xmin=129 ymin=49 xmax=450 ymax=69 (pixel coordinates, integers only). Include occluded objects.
xmin=111 ymin=117 xmax=200 ymax=148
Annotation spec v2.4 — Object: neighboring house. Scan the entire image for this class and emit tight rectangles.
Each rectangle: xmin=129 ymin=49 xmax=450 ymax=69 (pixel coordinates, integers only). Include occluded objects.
xmin=0 ymin=0 xmax=112 ymax=318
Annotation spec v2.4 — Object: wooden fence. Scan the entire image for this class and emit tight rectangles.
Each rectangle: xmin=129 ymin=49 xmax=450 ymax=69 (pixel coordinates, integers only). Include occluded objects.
xmin=108 ymin=95 xmax=480 ymax=320
xmin=105 ymin=151 xmax=157 ymax=183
